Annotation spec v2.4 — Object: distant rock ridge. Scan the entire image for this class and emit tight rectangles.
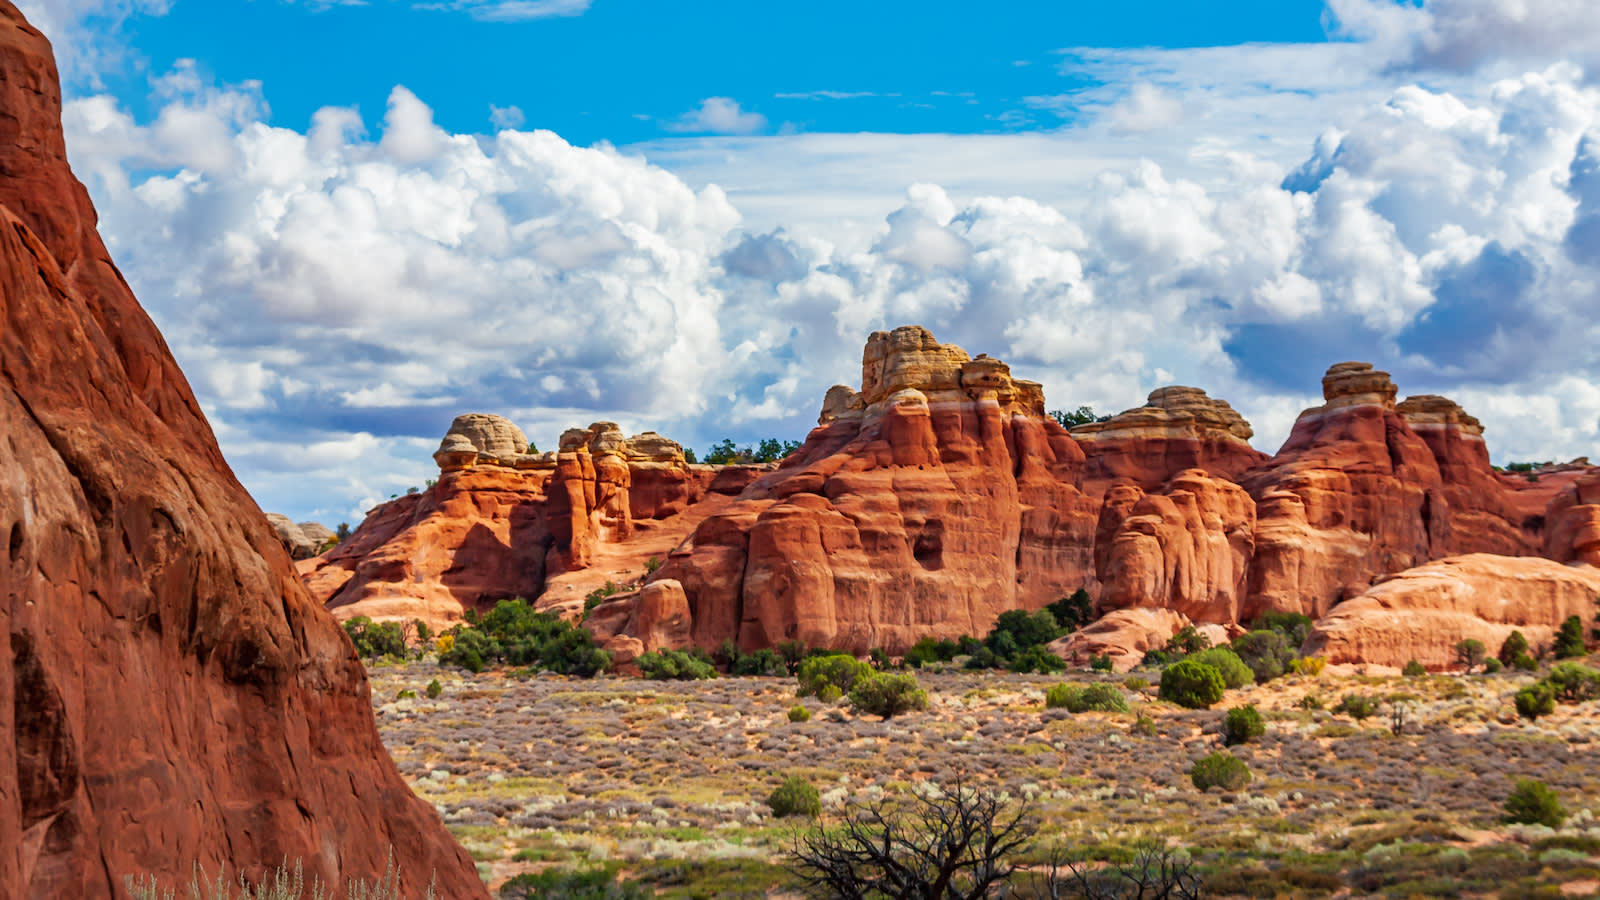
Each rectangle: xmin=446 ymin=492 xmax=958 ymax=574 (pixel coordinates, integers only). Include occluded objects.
xmin=300 ymin=416 xmax=759 ymax=628
xmin=1071 ymin=386 xmax=1269 ymax=492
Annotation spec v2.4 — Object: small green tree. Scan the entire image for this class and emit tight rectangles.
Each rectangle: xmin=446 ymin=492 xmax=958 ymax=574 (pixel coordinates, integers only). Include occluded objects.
xmin=1554 ymin=615 xmax=1588 ymax=659
xmin=1544 ymin=662 xmax=1600 ymax=703
xmin=769 ymin=777 xmax=822 ymax=818
xmin=1066 ymin=684 xmax=1129 ymax=714
xmin=1045 ymin=683 xmax=1080 ymax=710
xmin=1188 ymin=648 xmax=1253 ymax=690
xmin=1232 ymin=630 xmax=1296 ymax=684
xmin=1190 ymin=752 xmax=1252 ymax=791
xmin=1499 ymin=630 xmax=1530 ymax=667
xmin=1222 ymin=705 xmax=1265 ymax=746
xmin=1504 ymin=779 xmax=1564 ymax=827
xmin=1334 ymin=694 xmax=1379 ymax=721
xmin=848 ymin=673 xmax=929 ymax=719
xmin=1402 ymin=659 xmax=1427 ymax=677
xmin=1159 ymin=660 xmax=1226 ymax=709
xmin=1515 ymin=683 xmax=1556 ymax=721
xmin=636 ymin=649 xmax=717 ymax=680
xmin=788 ymin=704 xmax=811 ymax=723
xmin=797 ymin=654 xmax=873 ymax=698
xmin=1454 ymin=638 xmax=1486 ymax=673
xmin=425 ymin=678 xmax=442 ymax=699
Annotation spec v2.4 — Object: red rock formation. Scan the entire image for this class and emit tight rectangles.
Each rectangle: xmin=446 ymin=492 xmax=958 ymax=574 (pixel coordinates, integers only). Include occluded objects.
xmin=1243 ymin=363 xmax=1494 ymax=621
xmin=643 ymin=326 xmax=1101 ymax=655
xmin=1072 ymin=386 xmax=1268 ymax=495
xmin=1543 ymin=471 xmax=1600 ymax=567
xmin=1303 ymin=555 xmax=1600 ymax=669
xmin=1095 ymin=470 xmax=1256 ymax=627
xmin=0 ymin=5 xmax=484 ymax=895
xmin=301 ymin=416 xmax=732 ymax=628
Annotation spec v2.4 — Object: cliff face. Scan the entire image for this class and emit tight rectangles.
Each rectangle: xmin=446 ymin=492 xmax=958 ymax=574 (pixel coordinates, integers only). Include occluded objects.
xmin=0 ymin=4 xmax=485 ymax=896
xmin=636 ymin=326 xmax=1101 ymax=655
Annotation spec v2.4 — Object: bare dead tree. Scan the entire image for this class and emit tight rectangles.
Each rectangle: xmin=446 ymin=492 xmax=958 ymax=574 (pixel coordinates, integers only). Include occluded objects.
xmin=1036 ymin=840 xmax=1203 ymax=900
xmin=788 ymin=773 xmax=1034 ymax=900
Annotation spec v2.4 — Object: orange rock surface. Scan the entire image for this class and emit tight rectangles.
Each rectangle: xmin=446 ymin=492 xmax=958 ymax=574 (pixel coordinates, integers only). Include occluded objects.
xmin=1303 ymin=555 xmax=1600 ymax=669
xmin=644 ymin=326 xmax=1101 ymax=655
xmin=0 ymin=6 xmax=483 ymax=895
xmin=1073 ymin=386 xmax=1268 ymax=495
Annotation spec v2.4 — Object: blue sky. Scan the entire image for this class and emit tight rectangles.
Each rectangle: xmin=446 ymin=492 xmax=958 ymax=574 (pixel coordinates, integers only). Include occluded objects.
xmin=27 ymin=0 xmax=1600 ymax=524
xmin=102 ymin=0 xmax=1334 ymax=143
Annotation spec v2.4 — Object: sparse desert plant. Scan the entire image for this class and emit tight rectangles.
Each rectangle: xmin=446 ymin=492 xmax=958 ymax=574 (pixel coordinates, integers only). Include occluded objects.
xmin=776 ymin=639 xmax=809 ymax=674
xmin=636 ymin=649 xmax=717 ymax=681
xmin=1132 ymin=714 xmax=1159 ymax=736
xmin=733 ymin=647 xmax=787 ymax=677
xmin=1334 ymin=694 xmax=1379 ymax=721
xmin=1543 ymin=662 xmax=1600 ymax=703
xmin=797 ymin=654 xmax=873 ymax=699
xmin=1290 ymin=655 xmax=1327 ymax=677
xmin=817 ymin=684 xmax=844 ymax=703
xmin=125 ymin=853 xmax=435 ymax=900
xmin=1296 ymin=693 xmax=1325 ymax=711
xmin=1123 ymin=675 xmax=1148 ymax=690
xmin=1231 ymin=629 xmax=1297 ymax=684
xmin=904 ymin=636 xmax=962 ymax=669
xmin=396 ymin=689 xmax=417 ymax=700
xmin=1483 ymin=657 xmax=1503 ymax=674
xmin=1187 ymin=647 xmax=1253 ymax=689
xmin=1046 ymin=588 xmax=1095 ymax=632
xmin=1504 ymin=779 xmax=1565 ymax=827
xmin=788 ymin=704 xmax=812 ymax=723
xmin=1090 ymin=653 xmax=1114 ymax=672
xmin=769 ymin=776 xmax=822 ymax=818
xmin=1515 ymin=683 xmax=1556 ymax=721
xmin=499 ymin=865 xmax=651 ymax=899
xmin=1041 ymin=840 xmax=1202 ymax=900
xmin=1045 ymin=683 xmax=1081 ymax=710
xmin=1222 ymin=705 xmax=1265 ymax=746
xmin=424 ymin=678 xmax=442 ymax=699
xmin=1159 ymin=659 xmax=1226 ymax=709
xmin=1454 ymin=638 xmax=1487 ymax=673
xmin=1190 ymin=751 xmax=1252 ymax=791
xmin=643 ymin=555 xmax=662 ymax=574
xmin=1555 ymin=614 xmax=1588 ymax=659
xmin=848 ymin=673 xmax=929 ymax=719
xmin=343 ymin=616 xmax=407 ymax=660
xmin=1007 ymin=645 xmax=1067 ymax=674
xmin=1067 ymin=683 xmax=1129 ymax=714
xmin=1402 ymin=659 xmax=1427 ymax=677
xmin=789 ymin=774 xmax=1031 ymax=898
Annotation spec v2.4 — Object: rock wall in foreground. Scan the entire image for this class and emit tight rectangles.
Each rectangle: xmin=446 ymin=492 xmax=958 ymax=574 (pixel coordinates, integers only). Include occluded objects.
xmin=0 ymin=5 xmax=485 ymax=895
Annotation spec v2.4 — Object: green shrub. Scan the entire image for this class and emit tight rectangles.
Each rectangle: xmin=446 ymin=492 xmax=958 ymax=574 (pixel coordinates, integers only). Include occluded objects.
xmin=1159 ymin=659 xmax=1226 ymax=709
xmin=1046 ymin=588 xmax=1095 ymax=631
xmin=768 ymin=777 xmax=822 ymax=818
xmin=776 ymin=639 xmax=809 ymax=674
xmin=1499 ymin=630 xmax=1531 ymax=667
xmin=1290 ymin=655 xmax=1326 ymax=676
xmin=848 ymin=673 xmax=929 ymax=718
xmin=1132 ymin=714 xmax=1158 ymax=736
xmin=1188 ymin=647 xmax=1253 ymax=689
xmin=439 ymin=598 xmax=610 ymax=676
xmin=1512 ymin=651 xmax=1539 ymax=672
xmin=636 ymin=649 xmax=717 ymax=681
xmin=1231 ymin=630 xmax=1296 ymax=683
xmin=1007 ymin=645 xmax=1067 ymax=674
xmin=1555 ymin=615 xmax=1588 ymax=659
xmin=1333 ymin=694 xmax=1379 ymax=721
xmin=425 ymin=678 xmax=442 ymax=699
xmin=1515 ymin=683 xmax=1556 ymax=721
xmin=1296 ymin=693 xmax=1324 ymax=711
xmin=818 ymin=684 xmax=843 ymax=703
xmin=1124 ymin=675 xmax=1148 ymax=690
xmin=1190 ymin=751 xmax=1252 ymax=791
xmin=733 ymin=647 xmax=787 ymax=677
xmin=1454 ymin=638 xmax=1487 ymax=672
xmin=797 ymin=655 xmax=873 ymax=698
xmin=904 ymin=636 xmax=962 ymax=669
xmin=396 ymin=689 xmax=416 ymax=700
xmin=788 ymin=705 xmax=811 ymax=723
xmin=1068 ymin=683 xmax=1130 ymax=714
xmin=1090 ymin=653 xmax=1114 ymax=672
xmin=1402 ymin=659 xmax=1427 ymax=677
xmin=981 ymin=608 xmax=1065 ymax=667
xmin=1045 ymin=683 xmax=1081 ymax=710
xmin=1504 ymin=779 xmax=1565 ymax=827
xmin=1222 ymin=705 xmax=1266 ymax=746
xmin=342 ymin=616 xmax=407 ymax=659
xmin=1483 ymin=657 xmax=1503 ymax=674
xmin=1544 ymin=662 xmax=1600 ymax=703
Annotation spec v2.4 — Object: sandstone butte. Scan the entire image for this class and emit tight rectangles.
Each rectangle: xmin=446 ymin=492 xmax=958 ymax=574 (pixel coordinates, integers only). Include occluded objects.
xmin=310 ymin=325 xmax=1600 ymax=671
xmin=0 ymin=5 xmax=486 ymax=897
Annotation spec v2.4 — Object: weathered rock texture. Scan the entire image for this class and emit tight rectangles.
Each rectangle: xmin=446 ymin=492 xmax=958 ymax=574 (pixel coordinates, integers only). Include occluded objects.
xmin=1073 ymin=386 xmax=1268 ymax=494
xmin=0 ymin=5 xmax=484 ymax=896
xmin=642 ymin=326 xmax=1101 ymax=655
xmin=1303 ymin=555 xmax=1600 ymax=669
xmin=265 ymin=513 xmax=332 ymax=560
xmin=301 ymin=419 xmax=739 ymax=629
xmin=1049 ymin=609 xmax=1230 ymax=673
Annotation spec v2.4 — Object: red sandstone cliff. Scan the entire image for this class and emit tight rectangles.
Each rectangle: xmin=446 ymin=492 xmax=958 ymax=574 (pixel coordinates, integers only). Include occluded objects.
xmin=0 ymin=5 xmax=485 ymax=896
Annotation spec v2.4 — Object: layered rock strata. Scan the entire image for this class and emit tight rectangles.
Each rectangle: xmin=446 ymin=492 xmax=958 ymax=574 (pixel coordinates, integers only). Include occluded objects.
xmin=0 ymin=5 xmax=484 ymax=895
xmin=1072 ymin=386 xmax=1268 ymax=494
xmin=641 ymin=326 xmax=1101 ymax=655
xmin=1303 ymin=555 xmax=1600 ymax=669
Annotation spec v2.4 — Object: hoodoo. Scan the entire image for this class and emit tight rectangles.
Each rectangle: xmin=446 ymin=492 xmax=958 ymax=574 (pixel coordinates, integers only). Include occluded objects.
xmin=0 ymin=4 xmax=485 ymax=896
